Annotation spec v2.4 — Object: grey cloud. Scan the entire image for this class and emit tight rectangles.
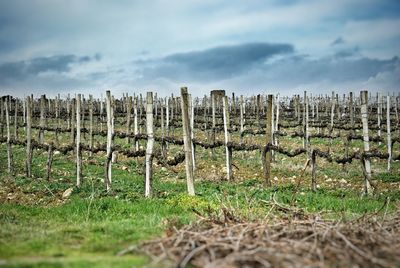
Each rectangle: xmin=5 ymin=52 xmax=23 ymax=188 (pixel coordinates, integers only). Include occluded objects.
xmin=331 ymin=37 xmax=345 ymax=46
xmin=133 ymin=43 xmax=400 ymax=94
xmin=137 ymin=42 xmax=294 ymax=81
xmin=217 ymin=55 xmax=400 ymax=94
xmin=0 ymin=54 xmax=101 ymax=82
xmin=334 ymin=46 xmax=360 ymax=59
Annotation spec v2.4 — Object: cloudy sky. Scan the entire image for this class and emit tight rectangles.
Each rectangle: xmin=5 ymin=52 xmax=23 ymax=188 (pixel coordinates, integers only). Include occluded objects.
xmin=0 ymin=0 xmax=399 ymax=97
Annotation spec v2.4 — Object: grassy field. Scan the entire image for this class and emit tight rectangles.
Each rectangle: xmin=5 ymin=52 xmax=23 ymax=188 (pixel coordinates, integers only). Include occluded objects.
xmin=0 ymin=124 xmax=399 ymax=267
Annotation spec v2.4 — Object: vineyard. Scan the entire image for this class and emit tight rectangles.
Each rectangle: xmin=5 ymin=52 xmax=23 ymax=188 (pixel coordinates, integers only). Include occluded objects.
xmin=1 ymin=89 xmax=399 ymax=267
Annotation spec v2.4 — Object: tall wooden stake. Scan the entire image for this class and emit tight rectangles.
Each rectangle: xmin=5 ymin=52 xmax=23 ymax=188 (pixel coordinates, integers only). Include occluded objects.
xmin=89 ymin=95 xmax=94 ymax=157
xmin=134 ymin=97 xmax=139 ymax=151
xmin=387 ymin=95 xmax=392 ymax=171
xmin=145 ymin=92 xmax=154 ymax=197
xmin=39 ymin=95 xmax=46 ymax=143
xmin=105 ymin=91 xmax=113 ymax=191
xmin=5 ymin=99 xmax=13 ymax=174
xmin=126 ymin=96 xmax=132 ymax=144
xmin=181 ymin=87 xmax=195 ymax=195
xmin=263 ymin=94 xmax=273 ymax=187
xmin=25 ymin=96 xmax=32 ymax=177
xmin=76 ymin=94 xmax=82 ymax=187
xmin=222 ymin=95 xmax=233 ymax=181
xmin=360 ymin=90 xmax=373 ymax=195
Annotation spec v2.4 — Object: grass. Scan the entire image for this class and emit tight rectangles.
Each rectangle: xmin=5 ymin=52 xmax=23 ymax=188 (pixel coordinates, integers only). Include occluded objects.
xmin=0 ymin=122 xmax=399 ymax=267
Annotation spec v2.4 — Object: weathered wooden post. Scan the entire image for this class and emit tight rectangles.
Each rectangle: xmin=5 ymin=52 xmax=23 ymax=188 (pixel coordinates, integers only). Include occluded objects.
xmin=360 ymin=90 xmax=373 ymax=195
xmin=0 ymin=98 xmax=4 ymax=138
xmin=76 ymin=94 xmax=82 ymax=187
xmin=297 ymin=95 xmax=301 ymax=124
xmin=189 ymin=94 xmax=196 ymax=172
xmin=105 ymin=91 xmax=113 ymax=191
xmin=275 ymin=94 xmax=280 ymax=142
xmin=89 ymin=95 xmax=94 ymax=157
xmin=39 ymin=95 xmax=46 ymax=143
xmin=181 ymin=87 xmax=195 ymax=195
xmin=22 ymin=97 xmax=26 ymax=132
xmin=54 ymin=95 xmax=60 ymax=145
xmin=126 ymin=96 xmax=132 ymax=144
xmin=166 ymin=97 xmax=169 ymax=136
xmin=387 ymin=95 xmax=392 ymax=171
xmin=329 ymin=91 xmax=335 ymax=153
xmin=67 ymin=94 xmax=71 ymax=129
xmin=5 ymin=98 xmax=13 ymax=174
xmin=311 ymin=150 xmax=317 ymax=192
xmin=134 ymin=96 xmax=139 ymax=151
xmin=349 ymin=92 xmax=354 ymax=136
xmin=14 ymin=100 xmax=18 ymax=139
xmin=263 ymin=94 xmax=273 ymax=187
xmin=256 ymin=94 xmax=261 ymax=128
xmin=25 ymin=96 xmax=32 ymax=177
xmin=304 ymin=91 xmax=309 ymax=152
xmin=377 ymin=93 xmax=382 ymax=145
xmin=70 ymin=98 xmax=75 ymax=145
xmin=222 ymin=95 xmax=233 ymax=181
xmin=211 ymin=92 xmax=217 ymax=158
xmin=145 ymin=92 xmax=154 ymax=197
xmin=240 ymin=95 xmax=244 ymax=142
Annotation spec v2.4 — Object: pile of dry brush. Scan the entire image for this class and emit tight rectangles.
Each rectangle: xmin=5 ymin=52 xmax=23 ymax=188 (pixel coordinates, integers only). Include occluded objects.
xmin=120 ymin=200 xmax=400 ymax=268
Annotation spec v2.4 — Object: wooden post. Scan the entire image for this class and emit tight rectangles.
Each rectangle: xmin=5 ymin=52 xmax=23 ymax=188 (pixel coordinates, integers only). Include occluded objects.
xmin=70 ymin=98 xmax=75 ymax=145
xmin=89 ymin=95 xmax=94 ymax=157
xmin=349 ymin=92 xmax=354 ymax=135
xmin=180 ymin=87 xmax=195 ymax=195
xmin=395 ymin=96 xmax=399 ymax=137
xmin=211 ymin=93 xmax=216 ymax=158
xmin=263 ymin=94 xmax=273 ymax=186
xmin=304 ymin=91 xmax=309 ymax=152
xmin=387 ymin=95 xmax=392 ymax=172
xmin=360 ymin=90 xmax=373 ymax=195
xmin=275 ymin=94 xmax=280 ymax=136
xmin=311 ymin=150 xmax=317 ymax=192
xmin=111 ymin=96 xmax=117 ymax=164
xmin=161 ymin=98 xmax=165 ymax=137
xmin=14 ymin=100 xmax=18 ymax=139
xmin=39 ymin=95 xmax=46 ymax=143
xmin=189 ymin=94 xmax=196 ymax=172
xmin=105 ymin=91 xmax=113 ymax=191
xmin=76 ymin=94 xmax=82 ymax=187
xmin=54 ymin=95 xmax=59 ymax=145
xmin=5 ymin=99 xmax=13 ymax=174
xmin=22 ymin=97 xmax=26 ymax=132
xmin=256 ymin=94 xmax=261 ymax=128
xmin=297 ymin=95 xmax=301 ymax=123
xmin=139 ymin=94 xmax=143 ymax=134
xmin=25 ymin=96 xmax=32 ymax=177
xmin=134 ymin=97 xmax=139 ymax=151
xmin=222 ymin=95 xmax=233 ymax=181
xmin=240 ymin=95 xmax=244 ymax=142
xmin=329 ymin=91 xmax=335 ymax=153
xmin=145 ymin=92 xmax=154 ymax=197
xmin=126 ymin=96 xmax=132 ymax=144
xmin=377 ymin=93 xmax=382 ymax=145
xmin=0 ymin=98 xmax=4 ymax=138
xmin=166 ymin=97 xmax=169 ymax=136
xmin=100 ymin=95 xmax=104 ymax=132
xmin=67 ymin=94 xmax=71 ymax=129
xmin=81 ymin=95 xmax=86 ymax=140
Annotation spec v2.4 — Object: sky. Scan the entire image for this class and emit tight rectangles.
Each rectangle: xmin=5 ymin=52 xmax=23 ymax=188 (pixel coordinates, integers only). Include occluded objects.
xmin=0 ymin=0 xmax=399 ymax=97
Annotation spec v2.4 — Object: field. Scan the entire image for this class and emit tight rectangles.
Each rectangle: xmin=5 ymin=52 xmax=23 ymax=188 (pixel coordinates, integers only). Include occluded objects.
xmin=1 ymin=92 xmax=400 ymax=267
